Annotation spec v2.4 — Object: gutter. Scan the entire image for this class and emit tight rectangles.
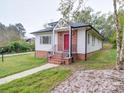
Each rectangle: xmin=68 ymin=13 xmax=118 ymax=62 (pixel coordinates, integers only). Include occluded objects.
xmin=71 ymin=25 xmax=104 ymax=40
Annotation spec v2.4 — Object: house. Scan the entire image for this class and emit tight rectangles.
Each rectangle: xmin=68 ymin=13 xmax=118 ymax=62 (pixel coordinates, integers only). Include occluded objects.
xmin=25 ymin=37 xmax=35 ymax=45
xmin=32 ymin=19 xmax=103 ymax=64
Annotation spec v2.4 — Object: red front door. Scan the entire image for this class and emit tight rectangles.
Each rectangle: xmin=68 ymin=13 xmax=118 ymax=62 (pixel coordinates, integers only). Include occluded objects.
xmin=64 ymin=34 xmax=69 ymax=51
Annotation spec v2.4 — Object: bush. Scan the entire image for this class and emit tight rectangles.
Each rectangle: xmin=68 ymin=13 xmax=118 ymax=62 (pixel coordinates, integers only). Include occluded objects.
xmin=0 ymin=41 xmax=34 ymax=54
xmin=108 ymin=31 xmax=123 ymax=49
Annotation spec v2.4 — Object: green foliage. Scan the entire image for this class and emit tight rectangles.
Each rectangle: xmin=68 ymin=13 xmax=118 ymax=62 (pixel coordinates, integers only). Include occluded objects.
xmin=0 ymin=41 xmax=34 ymax=54
xmin=108 ymin=10 xmax=124 ymax=48
xmin=30 ymin=42 xmax=35 ymax=51
xmin=58 ymin=0 xmax=74 ymax=19
xmin=15 ymin=23 xmax=26 ymax=38
xmin=72 ymin=7 xmax=93 ymax=23
xmin=119 ymin=10 xmax=124 ymax=28
xmin=109 ymin=32 xmax=116 ymax=48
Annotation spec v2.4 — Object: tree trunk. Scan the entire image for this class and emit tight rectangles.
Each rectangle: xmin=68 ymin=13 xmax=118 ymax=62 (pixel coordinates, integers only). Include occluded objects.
xmin=113 ymin=0 xmax=122 ymax=70
xmin=119 ymin=28 xmax=124 ymax=69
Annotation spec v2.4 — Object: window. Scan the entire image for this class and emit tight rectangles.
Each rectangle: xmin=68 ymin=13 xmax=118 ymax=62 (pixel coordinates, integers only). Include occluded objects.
xmin=40 ymin=36 xmax=51 ymax=44
xmin=92 ymin=36 xmax=95 ymax=46
xmin=88 ymin=34 xmax=90 ymax=44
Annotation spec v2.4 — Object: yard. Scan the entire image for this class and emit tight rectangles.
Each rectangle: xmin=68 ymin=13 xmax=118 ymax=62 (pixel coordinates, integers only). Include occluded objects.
xmin=0 ymin=48 xmax=119 ymax=93
xmin=0 ymin=53 xmax=46 ymax=78
xmin=65 ymin=49 xmax=117 ymax=71
xmin=0 ymin=68 xmax=71 ymax=93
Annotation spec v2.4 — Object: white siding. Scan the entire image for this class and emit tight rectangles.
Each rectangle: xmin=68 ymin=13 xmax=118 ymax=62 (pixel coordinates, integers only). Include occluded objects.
xmin=77 ymin=28 xmax=86 ymax=54
xmin=34 ymin=29 xmax=103 ymax=53
xmin=77 ymin=28 xmax=103 ymax=54
xmin=35 ymin=32 xmax=58 ymax=51
xmin=35 ymin=32 xmax=53 ymax=51
xmin=87 ymin=33 xmax=102 ymax=53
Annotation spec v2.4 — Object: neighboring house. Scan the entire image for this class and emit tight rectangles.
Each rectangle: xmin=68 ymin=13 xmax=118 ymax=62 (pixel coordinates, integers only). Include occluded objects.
xmin=32 ymin=19 xmax=103 ymax=64
xmin=25 ymin=37 xmax=35 ymax=44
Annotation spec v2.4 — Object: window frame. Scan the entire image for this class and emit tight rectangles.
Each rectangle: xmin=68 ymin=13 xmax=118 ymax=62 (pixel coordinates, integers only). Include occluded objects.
xmin=40 ymin=35 xmax=52 ymax=45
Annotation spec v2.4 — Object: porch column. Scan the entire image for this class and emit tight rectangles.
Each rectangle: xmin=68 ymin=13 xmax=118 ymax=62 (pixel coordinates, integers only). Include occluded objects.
xmin=52 ymin=28 xmax=55 ymax=55
xmin=69 ymin=25 xmax=72 ymax=58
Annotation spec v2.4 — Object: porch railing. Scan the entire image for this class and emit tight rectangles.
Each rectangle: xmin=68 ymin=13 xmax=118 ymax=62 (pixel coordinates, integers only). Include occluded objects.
xmin=48 ymin=44 xmax=77 ymax=59
xmin=57 ymin=44 xmax=77 ymax=53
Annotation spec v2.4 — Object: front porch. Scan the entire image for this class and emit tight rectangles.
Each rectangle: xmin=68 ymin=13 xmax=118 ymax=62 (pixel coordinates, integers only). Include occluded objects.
xmin=48 ymin=30 xmax=77 ymax=64
xmin=57 ymin=31 xmax=77 ymax=53
xmin=48 ymin=29 xmax=82 ymax=64
xmin=47 ymin=19 xmax=87 ymax=64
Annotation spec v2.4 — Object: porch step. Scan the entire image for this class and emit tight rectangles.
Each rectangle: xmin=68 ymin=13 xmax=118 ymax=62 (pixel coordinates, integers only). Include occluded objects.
xmin=49 ymin=61 xmax=64 ymax=65
xmin=51 ymin=56 xmax=62 ymax=59
xmin=48 ymin=53 xmax=64 ymax=64
xmin=48 ymin=52 xmax=72 ymax=65
xmin=48 ymin=58 xmax=64 ymax=64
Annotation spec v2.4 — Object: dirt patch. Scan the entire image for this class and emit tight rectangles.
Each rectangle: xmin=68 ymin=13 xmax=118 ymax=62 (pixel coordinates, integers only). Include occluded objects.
xmin=51 ymin=70 xmax=124 ymax=93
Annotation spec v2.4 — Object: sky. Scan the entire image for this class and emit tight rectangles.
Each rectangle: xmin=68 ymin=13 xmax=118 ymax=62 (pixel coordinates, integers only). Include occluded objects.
xmin=0 ymin=0 xmax=113 ymax=37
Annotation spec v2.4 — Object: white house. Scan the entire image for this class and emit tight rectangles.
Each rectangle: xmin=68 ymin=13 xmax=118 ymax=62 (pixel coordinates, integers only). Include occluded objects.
xmin=32 ymin=19 xmax=103 ymax=64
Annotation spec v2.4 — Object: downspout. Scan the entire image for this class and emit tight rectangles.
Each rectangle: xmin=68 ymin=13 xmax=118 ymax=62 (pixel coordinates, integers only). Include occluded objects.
xmin=85 ymin=29 xmax=88 ymax=61
xmin=85 ymin=27 xmax=93 ymax=61
xmin=52 ymin=28 xmax=55 ymax=55
xmin=71 ymin=26 xmax=72 ymax=57
xmin=69 ymin=25 xmax=72 ymax=58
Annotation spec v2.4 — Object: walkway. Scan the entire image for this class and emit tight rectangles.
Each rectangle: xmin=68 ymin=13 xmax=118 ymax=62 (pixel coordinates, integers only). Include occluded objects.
xmin=0 ymin=52 xmax=33 ymax=57
xmin=0 ymin=63 xmax=59 ymax=85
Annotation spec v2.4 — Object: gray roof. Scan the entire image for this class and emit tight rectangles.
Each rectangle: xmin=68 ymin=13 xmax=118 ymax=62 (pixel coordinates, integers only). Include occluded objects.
xmin=32 ymin=27 xmax=53 ymax=33
xmin=70 ymin=22 xmax=89 ymax=28
xmin=48 ymin=21 xmax=58 ymax=27
xmin=31 ymin=22 xmax=89 ymax=34
xmin=31 ymin=21 xmax=104 ymax=39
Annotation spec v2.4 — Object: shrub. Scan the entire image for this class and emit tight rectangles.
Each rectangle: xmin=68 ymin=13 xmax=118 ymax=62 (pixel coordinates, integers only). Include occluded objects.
xmin=0 ymin=41 xmax=34 ymax=54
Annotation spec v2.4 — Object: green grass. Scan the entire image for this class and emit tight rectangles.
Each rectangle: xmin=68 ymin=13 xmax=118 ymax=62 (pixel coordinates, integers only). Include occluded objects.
xmin=0 ymin=48 xmax=118 ymax=93
xmin=0 ymin=68 xmax=71 ymax=93
xmin=81 ymin=49 xmax=116 ymax=69
xmin=0 ymin=53 xmax=46 ymax=78
xmin=61 ymin=49 xmax=117 ymax=71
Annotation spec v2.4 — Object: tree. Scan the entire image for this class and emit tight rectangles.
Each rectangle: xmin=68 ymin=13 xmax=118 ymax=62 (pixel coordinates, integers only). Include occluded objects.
xmin=58 ymin=0 xmax=74 ymax=21
xmin=0 ymin=23 xmax=26 ymax=47
xmin=113 ymin=0 xmax=124 ymax=70
xmin=15 ymin=23 xmax=26 ymax=39
xmin=72 ymin=7 xmax=93 ymax=23
xmin=118 ymin=8 xmax=124 ymax=69
xmin=58 ymin=0 xmax=113 ymax=41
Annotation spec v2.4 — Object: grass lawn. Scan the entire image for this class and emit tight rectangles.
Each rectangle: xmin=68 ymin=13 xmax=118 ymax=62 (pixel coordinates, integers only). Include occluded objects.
xmin=63 ymin=49 xmax=117 ymax=71
xmin=0 ymin=53 xmax=46 ymax=78
xmin=0 ymin=48 xmax=118 ymax=93
xmin=0 ymin=68 xmax=71 ymax=93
